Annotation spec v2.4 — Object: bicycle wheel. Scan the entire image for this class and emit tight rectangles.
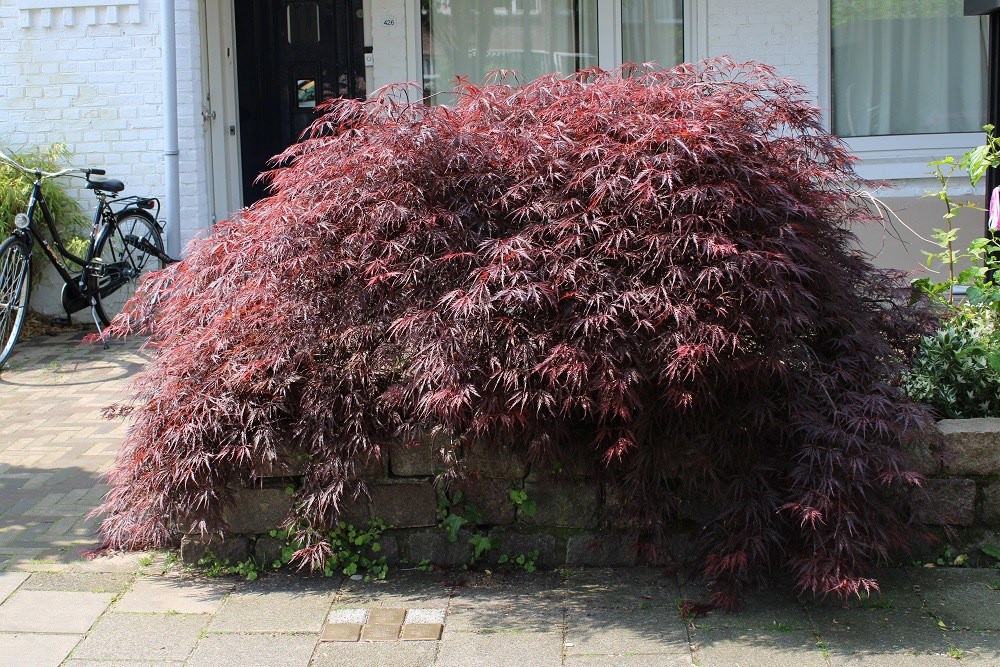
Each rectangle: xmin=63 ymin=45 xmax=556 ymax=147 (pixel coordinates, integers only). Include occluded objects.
xmin=93 ymin=210 xmax=163 ymax=326
xmin=0 ymin=236 xmax=32 ymax=369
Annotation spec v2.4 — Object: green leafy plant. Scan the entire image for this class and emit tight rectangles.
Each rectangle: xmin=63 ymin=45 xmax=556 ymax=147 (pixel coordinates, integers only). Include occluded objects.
xmin=981 ymin=544 xmax=1000 ymax=567
xmin=508 ymin=489 xmax=537 ymax=517
xmin=436 ymin=489 xmax=482 ymax=543
xmin=0 ymin=144 xmax=89 ymax=277
xmin=416 ymin=558 xmax=433 ymax=572
xmin=905 ymin=128 xmax=1000 ymax=418
xmin=197 ymin=552 xmax=261 ymax=581
xmin=468 ymin=533 xmax=493 ymax=564
xmin=497 ymin=549 xmax=539 ymax=573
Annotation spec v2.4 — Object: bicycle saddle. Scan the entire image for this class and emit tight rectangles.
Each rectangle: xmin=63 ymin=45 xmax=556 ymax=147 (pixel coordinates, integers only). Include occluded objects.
xmin=86 ymin=178 xmax=125 ymax=194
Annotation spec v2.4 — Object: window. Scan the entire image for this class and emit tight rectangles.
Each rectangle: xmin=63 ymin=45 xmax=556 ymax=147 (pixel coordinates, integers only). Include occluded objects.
xmin=419 ymin=0 xmax=689 ymax=103
xmin=621 ymin=0 xmax=683 ymax=68
xmin=831 ymin=0 xmax=987 ymax=138
xmin=420 ymin=0 xmax=600 ymax=101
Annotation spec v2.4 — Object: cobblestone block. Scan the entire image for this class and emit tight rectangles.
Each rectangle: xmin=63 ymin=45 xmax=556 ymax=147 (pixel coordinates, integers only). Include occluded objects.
xmin=487 ymin=530 xmax=559 ymax=568
xmin=522 ymin=481 xmax=598 ymax=528
xmin=390 ymin=432 xmax=450 ymax=477
xmin=456 ymin=478 xmax=516 ymax=525
xmin=978 ymin=479 xmax=1000 ymax=528
xmin=913 ymin=478 xmax=976 ymax=526
xmin=179 ymin=535 xmax=251 ymax=565
xmin=254 ymin=536 xmax=284 ymax=565
xmin=407 ymin=529 xmax=471 ymax=566
xmin=462 ymin=445 xmax=527 ymax=479
xmin=222 ymin=487 xmax=292 ymax=535
xmin=370 ymin=483 xmax=437 ymax=528
xmin=938 ymin=418 xmax=1000 ymax=475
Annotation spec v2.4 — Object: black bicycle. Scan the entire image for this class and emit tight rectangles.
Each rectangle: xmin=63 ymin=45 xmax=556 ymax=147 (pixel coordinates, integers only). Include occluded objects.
xmin=0 ymin=150 xmax=176 ymax=368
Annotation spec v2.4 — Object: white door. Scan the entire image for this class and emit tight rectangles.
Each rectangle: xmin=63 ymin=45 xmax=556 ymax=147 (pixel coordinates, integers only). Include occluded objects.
xmin=203 ymin=0 xmax=243 ymax=222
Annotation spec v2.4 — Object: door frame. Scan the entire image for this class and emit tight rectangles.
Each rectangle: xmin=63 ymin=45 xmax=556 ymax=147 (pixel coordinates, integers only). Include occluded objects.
xmin=203 ymin=0 xmax=244 ymax=222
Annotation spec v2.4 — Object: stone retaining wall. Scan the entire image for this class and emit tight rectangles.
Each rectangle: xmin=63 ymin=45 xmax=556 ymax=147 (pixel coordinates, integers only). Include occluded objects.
xmin=182 ymin=418 xmax=1000 ymax=569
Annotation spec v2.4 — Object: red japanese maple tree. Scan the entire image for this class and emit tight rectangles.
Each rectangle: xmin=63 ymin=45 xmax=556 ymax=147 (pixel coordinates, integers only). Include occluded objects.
xmin=96 ymin=59 xmax=938 ymax=608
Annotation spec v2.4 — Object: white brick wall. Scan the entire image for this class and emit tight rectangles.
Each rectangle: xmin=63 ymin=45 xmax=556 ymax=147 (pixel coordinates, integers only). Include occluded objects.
xmin=705 ymin=0 xmax=821 ymax=101
xmin=0 ymin=0 xmax=207 ymax=254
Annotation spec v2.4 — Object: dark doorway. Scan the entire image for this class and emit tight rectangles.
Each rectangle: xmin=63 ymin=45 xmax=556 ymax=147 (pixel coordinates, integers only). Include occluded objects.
xmin=235 ymin=0 xmax=365 ymax=205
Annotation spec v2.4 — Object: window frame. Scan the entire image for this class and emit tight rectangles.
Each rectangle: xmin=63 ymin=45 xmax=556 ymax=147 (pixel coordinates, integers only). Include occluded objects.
xmin=408 ymin=0 xmax=701 ymax=98
xmin=820 ymin=0 xmax=986 ymax=184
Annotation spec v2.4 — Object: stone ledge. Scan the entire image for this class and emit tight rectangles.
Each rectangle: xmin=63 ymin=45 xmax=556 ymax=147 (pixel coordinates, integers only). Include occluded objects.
xmin=938 ymin=418 xmax=1000 ymax=476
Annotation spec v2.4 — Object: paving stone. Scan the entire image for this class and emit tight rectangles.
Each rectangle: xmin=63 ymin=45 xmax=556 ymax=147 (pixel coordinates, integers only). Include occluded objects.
xmin=564 ymin=607 xmax=690 ymax=656
xmin=692 ymin=628 xmax=827 ymax=667
xmin=0 ymin=632 xmax=81 ymax=667
xmin=187 ymin=632 xmax=319 ymax=666
xmin=809 ymin=606 xmax=951 ymax=655
xmin=179 ymin=534 xmax=251 ymax=565
xmin=0 ymin=590 xmax=111 ymax=632
xmin=915 ymin=568 xmax=1000 ymax=630
xmin=321 ymin=622 xmax=362 ymax=641
xmin=0 ymin=570 xmax=29 ymax=601
xmin=436 ymin=630 xmax=563 ymax=666
xmin=72 ymin=612 xmax=207 ymax=661
xmin=310 ymin=641 xmax=438 ymax=667
xmin=406 ymin=608 xmax=446 ymax=624
xmin=20 ymin=571 xmax=132 ymax=594
xmin=113 ymin=574 xmax=233 ymax=613
xmin=208 ymin=575 xmax=335 ymax=633
xmin=367 ymin=607 xmax=406 ymax=624
xmin=360 ymin=622 xmax=401 ymax=640
xmin=564 ymin=657 xmax=692 ymax=667
xmin=567 ymin=567 xmax=680 ymax=609
xmin=334 ymin=571 xmax=452 ymax=609
xmin=327 ymin=608 xmax=368 ymax=623
xmin=444 ymin=599 xmax=564 ymax=635
xmin=400 ymin=623 xmax=442 ymax=640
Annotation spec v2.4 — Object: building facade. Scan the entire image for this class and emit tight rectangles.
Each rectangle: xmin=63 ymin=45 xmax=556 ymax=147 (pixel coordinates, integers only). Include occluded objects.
xmin=0 ymin=0 xmax=990 ymax=277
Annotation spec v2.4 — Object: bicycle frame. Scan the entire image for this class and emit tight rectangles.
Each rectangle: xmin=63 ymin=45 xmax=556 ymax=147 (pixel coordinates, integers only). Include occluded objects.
xmin=19 ymin=177 xmax=107 ymax=305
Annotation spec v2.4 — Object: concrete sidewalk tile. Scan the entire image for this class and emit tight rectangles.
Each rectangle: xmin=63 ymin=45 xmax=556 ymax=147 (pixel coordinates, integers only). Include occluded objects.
xmin=826 ymin=654 xmax=995 ymax=666
xmin=918 ymin=568 xmax=1000 ymax=630
xmin=0 ymin=570 xmax=29 ymax=601
xmin=444 ymin=600 xmax=562 ymax=635
xmin=0 ymin=632 xmax=80 ymax=667
xmin=436 ymin=630 xmax=563 ymax=667
xmin=565 ymin=657 xmax=693 ymax=667
xmin=810 ymin=606 xmax=951 ymax=656
xmin=63 ymin=662 xmax=185 ymax=667
xmin=72 ymin=612 xmax=208 ymax=662
xmin=114 ymin=575 xmax=233 ymax=613
xmin=692 ymin=628 xmax=826 ymax=667
xmin=311 ymin=641 xmax=438 ymax=667
xmin=21 ymin=571 xmax=132 ymax=594
xmin=946 ymin=629 xmax=1000 ymax=663
xmin=0 ymin=590 xmax=111 ymax=632
xmin=208 ymin=577 xmax=334 ymax=633
xmin=564 ymin=607 xmax=690 ymax=656
xmin=187 ymin=632 xmax=318 ymax=667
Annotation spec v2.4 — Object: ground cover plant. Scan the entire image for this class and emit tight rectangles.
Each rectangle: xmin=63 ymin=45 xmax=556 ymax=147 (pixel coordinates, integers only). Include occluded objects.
xmin=94 ymin=58 xmax=939 ymax=609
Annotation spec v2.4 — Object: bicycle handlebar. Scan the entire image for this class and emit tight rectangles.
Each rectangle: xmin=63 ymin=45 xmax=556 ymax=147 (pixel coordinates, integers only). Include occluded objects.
xmin=0 ymin=149 xmax=105 ymax=181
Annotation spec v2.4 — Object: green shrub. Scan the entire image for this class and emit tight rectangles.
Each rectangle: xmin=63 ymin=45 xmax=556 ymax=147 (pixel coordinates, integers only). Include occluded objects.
xmin=0 ymin=144 xmax=89 ymax=274
xmin=903 ymin=305 xmax=1000 ymax=419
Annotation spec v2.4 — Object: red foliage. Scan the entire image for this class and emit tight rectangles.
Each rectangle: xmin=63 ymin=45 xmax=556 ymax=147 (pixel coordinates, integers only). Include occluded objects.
xmin=95 ymin=59 xmax=938 ymax=607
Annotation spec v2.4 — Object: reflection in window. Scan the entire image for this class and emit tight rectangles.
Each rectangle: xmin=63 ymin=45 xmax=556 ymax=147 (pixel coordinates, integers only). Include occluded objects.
xmin=297 ymin=79 xmax=316 ymax=107
xmin=621 ymin=0 xmax=683 ymax=68
xmin=287 ymin=2 xmax=320 ymax=44
xmin=421 ymin=0 xmax=599 ymax=103
xmin=831 ymin=0 xmax=987 ymax=137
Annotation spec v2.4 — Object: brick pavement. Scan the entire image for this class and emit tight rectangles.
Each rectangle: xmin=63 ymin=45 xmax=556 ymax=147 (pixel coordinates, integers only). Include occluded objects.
xmin=0 ymin=329 xmax=147 ymax=566
xmin=0 ymin=329 xmax=999 ymax=666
